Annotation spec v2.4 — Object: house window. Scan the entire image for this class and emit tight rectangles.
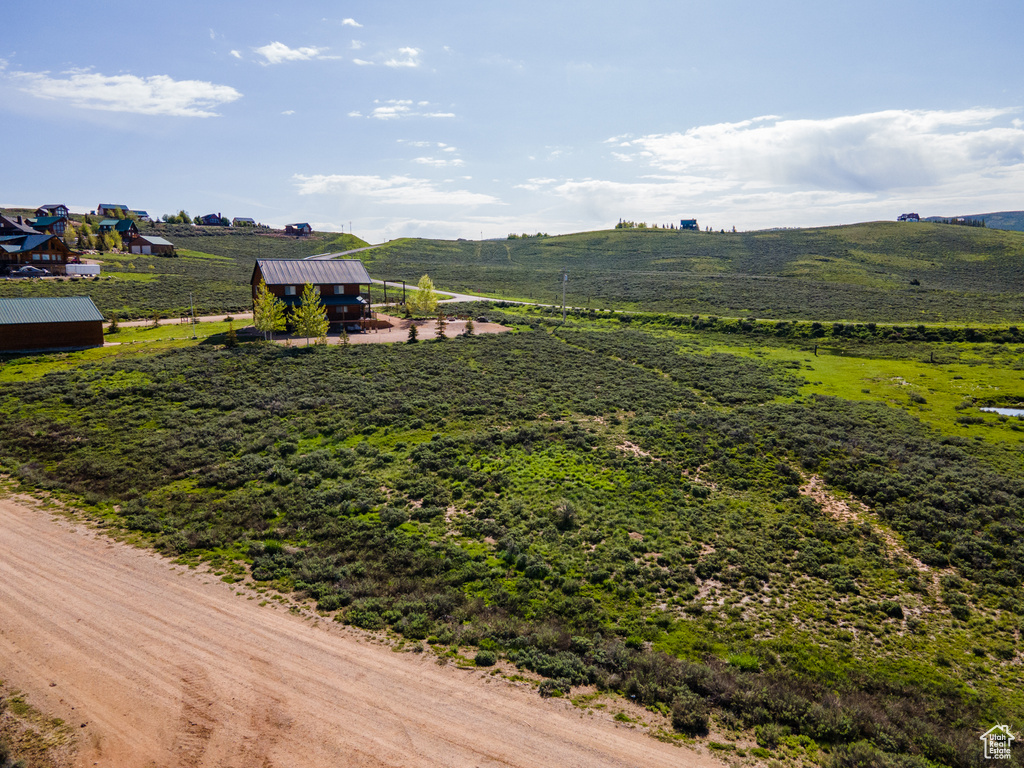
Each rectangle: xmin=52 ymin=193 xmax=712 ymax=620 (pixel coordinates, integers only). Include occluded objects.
xmin=312 ymin=285 xmax=320 ymax=295
xmin=32 ymin=253 xmax=40 ymax=260
xmin=284 ymin=286 xmax=297 ymax=296
xmin=334 ymin=285 xmax=344 ymax=294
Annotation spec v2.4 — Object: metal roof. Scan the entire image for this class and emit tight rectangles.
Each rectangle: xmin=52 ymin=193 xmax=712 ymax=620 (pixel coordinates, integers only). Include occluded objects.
xmin=0 ymin=234 xmax=59 ymax=254
xmin=134 ymin=236 xmax=174 ymax=246
xmin=0 ymin=296 xmax=105 ymax=326
xmin=254 ymin=258 xmax=371 ymax=286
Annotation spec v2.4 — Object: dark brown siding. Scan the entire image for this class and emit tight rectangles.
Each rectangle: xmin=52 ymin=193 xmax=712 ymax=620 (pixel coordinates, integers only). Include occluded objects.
xmin=0 ymin=321 xmax=104 ymax=352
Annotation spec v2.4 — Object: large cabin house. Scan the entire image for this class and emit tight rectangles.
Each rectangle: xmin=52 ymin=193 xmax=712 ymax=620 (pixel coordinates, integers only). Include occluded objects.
xmin=98 ymin=218 xmax=139 ymax=243
xmin=285 ymin=223 xmax=313 ymax=236
xmin=96 ymin=203 xmax=129 ymax=218
xmin=252 ymin=258 xmax=372 ymax=325
xmin=0 ymin=234 xmax=72 ymax=275
xmin=35 ymin=204 xmax=69 ymax=219
xmin=27 ymin=215 xmax=69 ymax=236
xmin=0 ymin=214 xmax=37 ymax=236
xmin=0 ymin=296 xmax=105 ymax=352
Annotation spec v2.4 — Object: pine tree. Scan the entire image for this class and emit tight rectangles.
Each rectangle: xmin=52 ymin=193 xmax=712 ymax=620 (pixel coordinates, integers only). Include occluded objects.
xmin=225 ymin=321 xmax=239 ymax=347
xmin=435 ymin=309 xmax=447 ymax=341
xmin=464 ymin=317 xmax=475 ymax=336
xmin=407 ymin=324 xmax=418 ymax=343
xmin=252 ymin=280 xmax=286 ymax=341
xmin=293 ymin=283 xmax=329 ymax=346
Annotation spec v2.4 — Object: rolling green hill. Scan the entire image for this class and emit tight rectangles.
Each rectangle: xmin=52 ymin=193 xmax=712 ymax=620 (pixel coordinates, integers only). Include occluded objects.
xmin=362 ymin=222 xmax=1024 ymax=323
xmin=0 ymin=214 xmax=368 ymax=318
xmin=924 ymin=211 xmax=1024 ymax=232
xmin=3 ymin=215 xmax=1023 ymax=324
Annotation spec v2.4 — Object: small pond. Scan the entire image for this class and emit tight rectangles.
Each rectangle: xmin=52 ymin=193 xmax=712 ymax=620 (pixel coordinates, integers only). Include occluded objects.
xmin=980 ymin=407 xmax=1024 ymax=418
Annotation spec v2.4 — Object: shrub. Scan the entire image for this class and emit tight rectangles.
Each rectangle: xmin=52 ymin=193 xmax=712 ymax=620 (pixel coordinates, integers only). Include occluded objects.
xmin=474 ymin=650 xmax=497 ymax=667
xmin=671 ymin=690 xmax=709 ymax=734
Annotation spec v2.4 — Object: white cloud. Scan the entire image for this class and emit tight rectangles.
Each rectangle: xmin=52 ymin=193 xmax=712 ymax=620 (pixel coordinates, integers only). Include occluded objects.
xmin=293 ymin=173 xmax=500 ymax=206
xmin=370 ymin=99 xmax=413 ymax=119
xmin=342 ymin=18 xmax=362 ymax=27
xmin=230 ymin=50 xmax=242 ymax=59
xmin=254 ymin=42 xmax=333 ymax=65
xmin=618 ymin=108 xmax=1024 ymax=193
xmin=558 ymin=107 xmax=1024 ymax=229
xmin=385 ymin=47 xmax=421 ymax=68
xmin=351 ymin=40 xmax=364 ymax=50
xmin=7 ymin=68 xmax=241 ymax=117
xmin=282 ymin=110 xmax=295 ymax=115
xmin=514 ymin=178 xmax=558 ymax=191
xmin=413 ymin=156 xmax=465 ymax=167
xmin=357 ymin=99 xmax=455 ymax=120
xmin=352 ymin=59 xmax=372 ymax=66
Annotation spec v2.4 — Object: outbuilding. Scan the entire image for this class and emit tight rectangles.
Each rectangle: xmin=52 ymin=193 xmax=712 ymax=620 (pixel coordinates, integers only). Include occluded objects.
xmin=0 ymin=296 xmax=105 ymax=353
xmin=128 ymin=235 xmax=175 ymax=255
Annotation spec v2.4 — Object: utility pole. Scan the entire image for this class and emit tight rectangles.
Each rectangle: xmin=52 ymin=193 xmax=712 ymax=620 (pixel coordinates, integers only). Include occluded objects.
xmin=561 ymin=271 xmax=568 ymax=323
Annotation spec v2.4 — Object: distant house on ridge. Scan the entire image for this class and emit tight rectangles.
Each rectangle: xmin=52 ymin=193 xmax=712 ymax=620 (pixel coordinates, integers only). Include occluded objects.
xmin=199 ymin=213 xmax=226 ymax=226
xmin=96 ymin=203 xmax=129 ymax=218
xmin=252 ymin=258 xmax=372 ymax=325
xmin=285 ymin=222 xmax=313 ymax=236
xmin=897 ymin=213 xmax=920 ymax=222
xmin=680 ymin=219 xmax=699 ymax=230
xmin=35 ymin=204 xmax=69 ymax=219
xmin=27 ymin=215 xmax=69 ymax=237
xmin=232 ymin=217 xmax=256 ymax=227
xmin=98 ymin=218 xmax=139 ymax=243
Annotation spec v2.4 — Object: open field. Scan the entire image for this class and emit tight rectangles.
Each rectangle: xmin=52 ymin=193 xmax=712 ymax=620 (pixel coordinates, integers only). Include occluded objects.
xmin=361 ymin=223 xmax=1024 ymax=322
xmin=2 ymin=309 xmax=1023 ymax=767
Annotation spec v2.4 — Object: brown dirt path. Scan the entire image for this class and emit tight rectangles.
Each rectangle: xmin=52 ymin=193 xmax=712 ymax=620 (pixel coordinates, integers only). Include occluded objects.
xmin=0 ymin=499 xmax=723 ymax=768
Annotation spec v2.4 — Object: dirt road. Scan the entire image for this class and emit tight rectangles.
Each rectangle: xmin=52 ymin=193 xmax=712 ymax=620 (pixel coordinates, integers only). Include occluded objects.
xmin=0 ymin=498 xmax=723 ymax=768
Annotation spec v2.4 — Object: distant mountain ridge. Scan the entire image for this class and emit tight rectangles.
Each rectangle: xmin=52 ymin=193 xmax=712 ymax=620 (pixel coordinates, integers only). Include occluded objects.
xmin=923 ymin=210 xmax=1024 ymax=231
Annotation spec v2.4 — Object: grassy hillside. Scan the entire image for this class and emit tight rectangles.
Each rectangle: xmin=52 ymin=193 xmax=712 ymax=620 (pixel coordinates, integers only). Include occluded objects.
xmin=925 ymin=211 xmax=1024 ymax=232
xmin=0 ymin=213 xmax=368 ymax=319
xmin=362 ymin=222 xmax=1024 ymax=322
xmin=1 ymin=315 xmax=1023 ymax=767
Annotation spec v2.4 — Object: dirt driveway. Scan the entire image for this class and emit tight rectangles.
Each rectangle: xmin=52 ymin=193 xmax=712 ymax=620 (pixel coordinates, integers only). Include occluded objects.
xmin=271 ymin=313 xmax=511 ymax=346
xmin=0 ymin=498 xmax=723 ymax=768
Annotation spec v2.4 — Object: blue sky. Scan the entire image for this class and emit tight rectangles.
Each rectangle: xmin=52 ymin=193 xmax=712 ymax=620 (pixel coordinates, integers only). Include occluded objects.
xmin=2 ymin=0 xmax=1023 ymax=241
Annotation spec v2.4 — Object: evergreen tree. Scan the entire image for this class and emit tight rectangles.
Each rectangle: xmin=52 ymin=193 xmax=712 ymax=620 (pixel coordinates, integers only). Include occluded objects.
xmin=293 ymin=283 xmax=329 ymax=346
xmin=252 ymin=280 xmax=286 ymax=341
xmin=407 ymin=324 xmax=418 ymax=343
xmin=435 ymin=309 xmax=447 ymax=341
xmin=464 ymin=317 xmax=475 ymax=336
xmin=225 ymin=321 xmax=239 ymax=348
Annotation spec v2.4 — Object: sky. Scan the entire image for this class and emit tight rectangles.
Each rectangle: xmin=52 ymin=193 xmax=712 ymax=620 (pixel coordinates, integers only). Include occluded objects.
xmin=2 ymin=0 xmax=1024 ymax=242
